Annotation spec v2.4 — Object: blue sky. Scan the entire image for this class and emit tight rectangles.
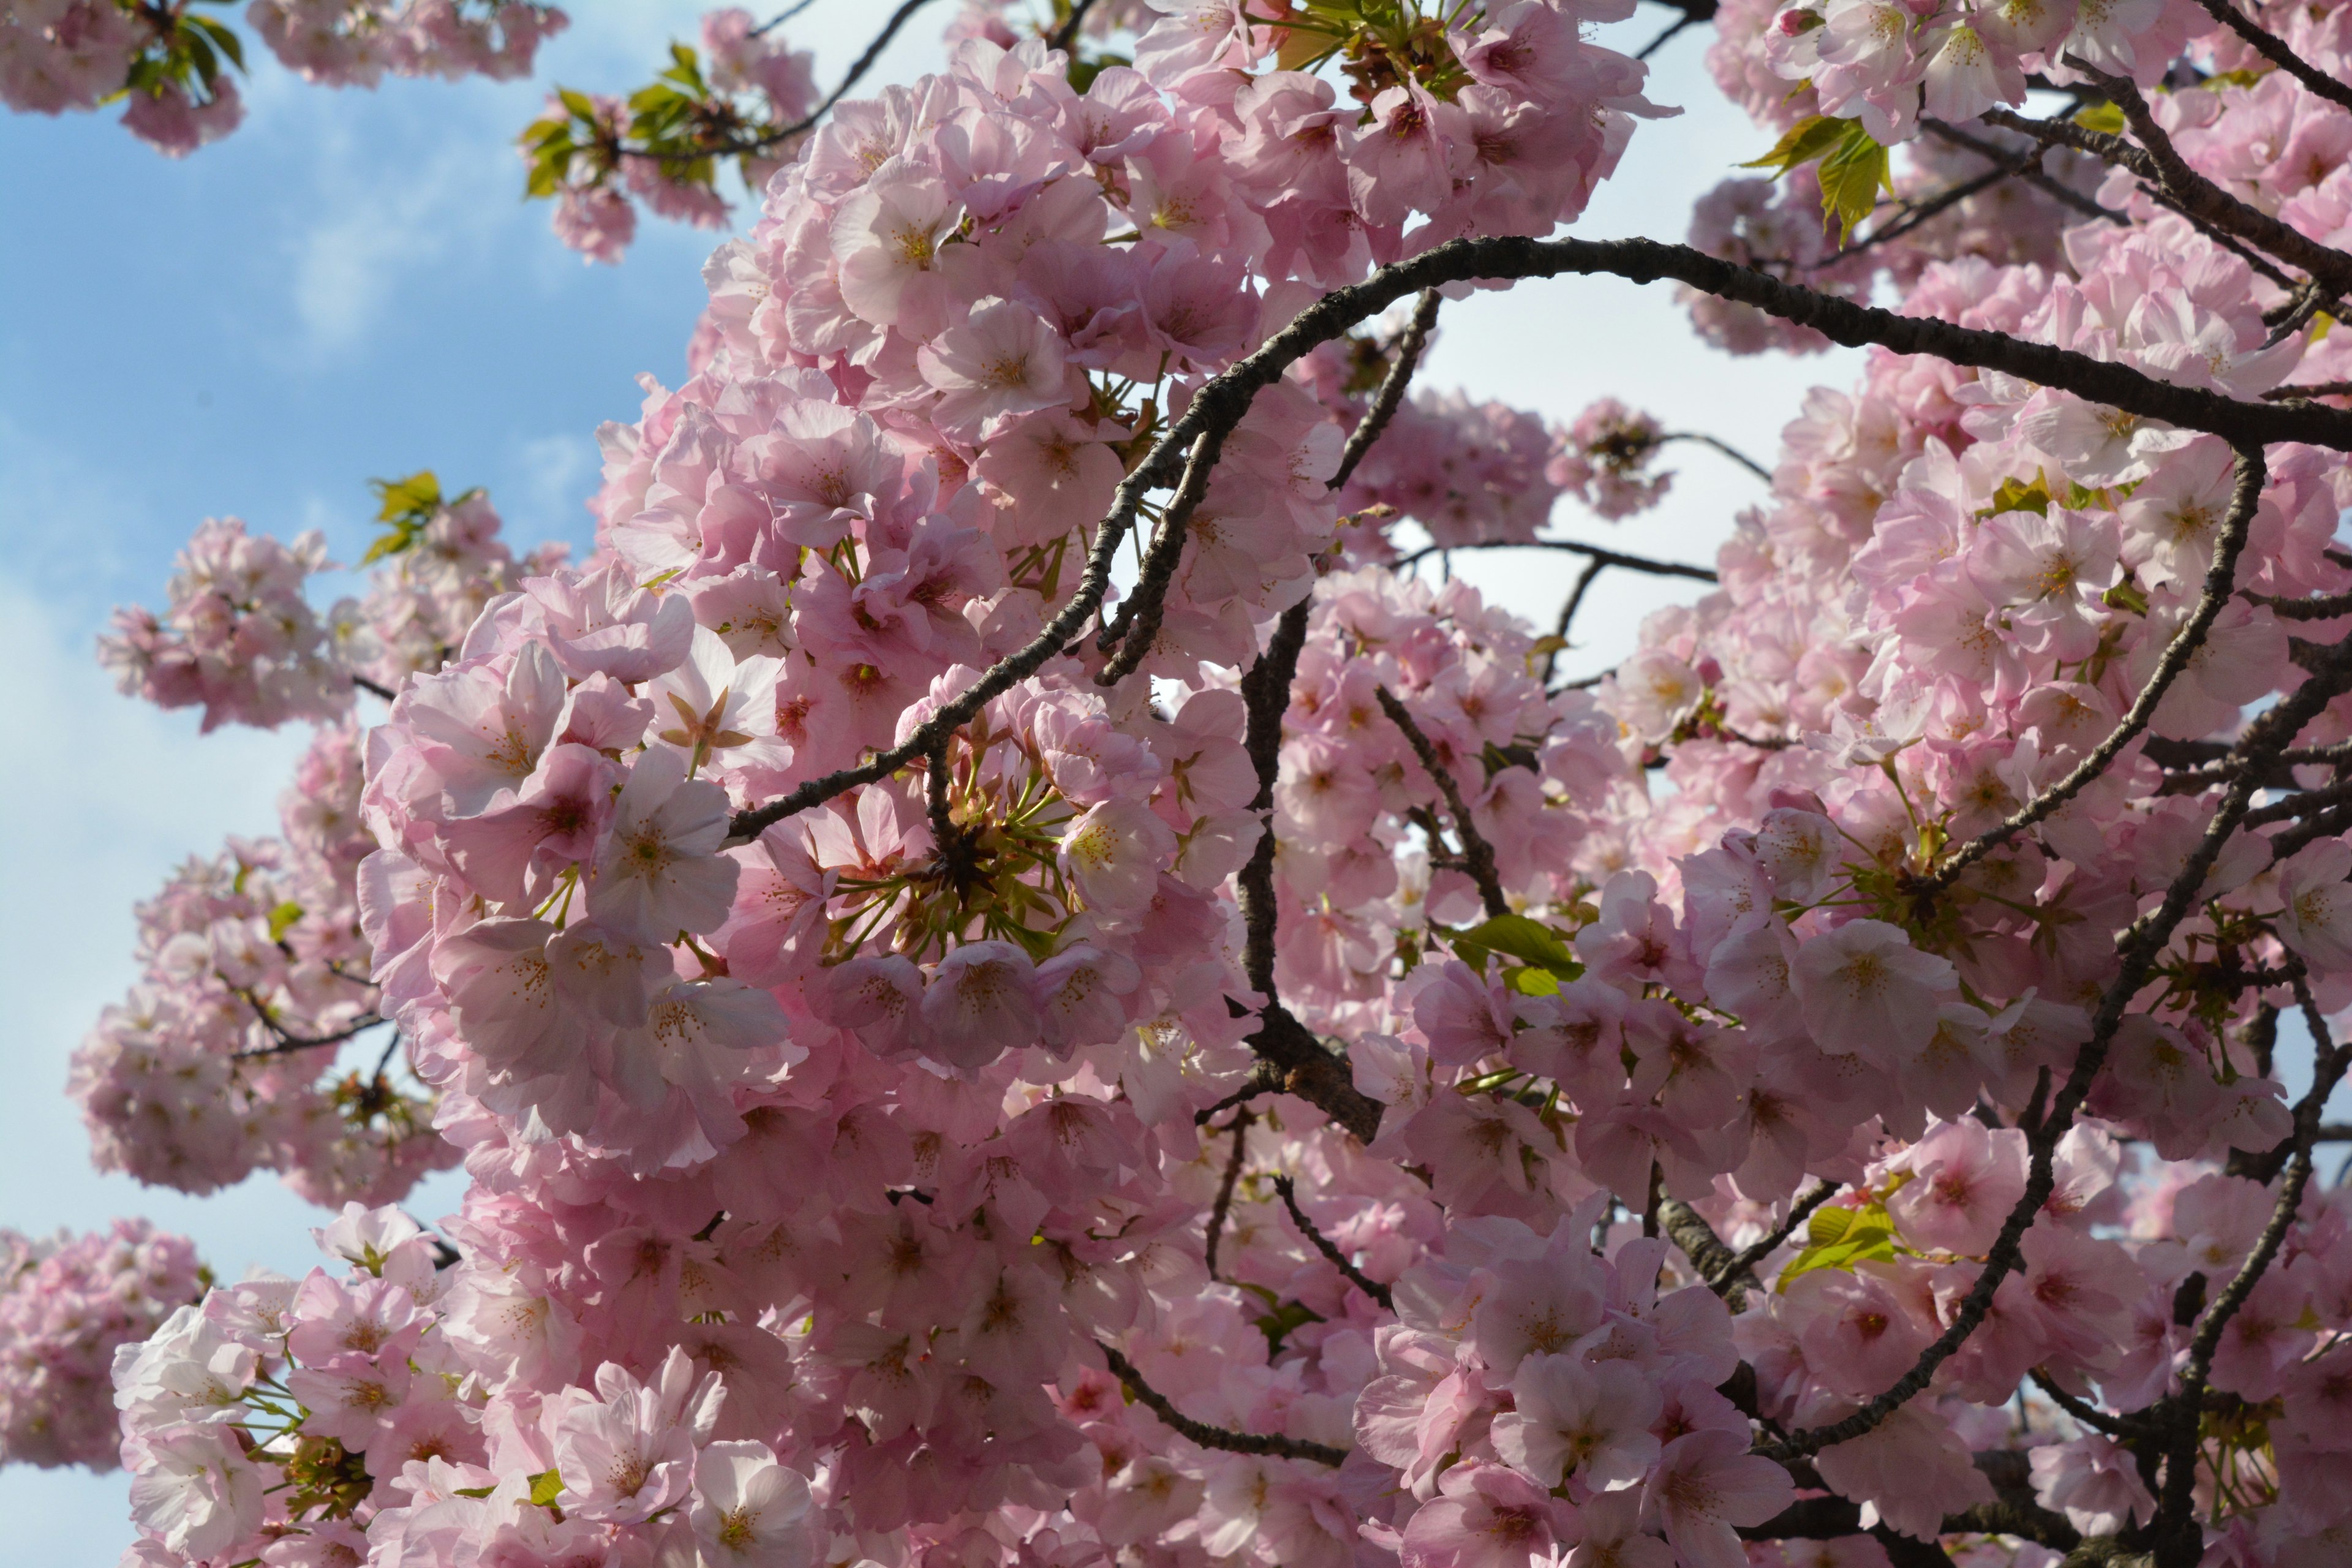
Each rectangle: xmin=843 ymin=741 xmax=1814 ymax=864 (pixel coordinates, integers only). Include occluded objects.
xmin=0 ymin=6 xmax=1871 ymax=1558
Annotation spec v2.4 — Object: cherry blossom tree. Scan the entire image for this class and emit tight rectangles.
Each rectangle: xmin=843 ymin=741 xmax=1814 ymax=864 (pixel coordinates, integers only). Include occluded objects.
xmin=13 ymin=1 xmax=2352 ymax=1567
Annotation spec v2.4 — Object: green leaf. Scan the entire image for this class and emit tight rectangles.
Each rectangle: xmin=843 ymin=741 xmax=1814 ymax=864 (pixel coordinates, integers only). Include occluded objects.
xmin=453 ymin=1485 xmax=497 ymax=1499
xmin=1816 ymin=121 xmax=1890 ymax=242
xmin=1777 ymin=1200 xmax=1898 ymax=1290
xmin=184 ymin=31 xmax=221 ymax=90
xmin=556 ymin=86 xmax=598 ymax=122
xmin=266 ymin=901 xmax=304 ymax=942
xmin=372 ymin=469 xmax=444 ymax=523
xmin=1504 ymin=965 xmax=1561 ymax=997
xmin=1980 ymin=473 xmax=2052 ymax=517
xmin=1738 ymin=114 xmax=1847 ymax=175
xmin=1457 ymin=914 xmax=1578 ymax=977
xmin=188 ymin=14 xmax=246 ymax=72
xmin=528 ymin=1469 xmax=565 ymax=1508
xmin=2072 ymin=101 xmax=2126 ymax=135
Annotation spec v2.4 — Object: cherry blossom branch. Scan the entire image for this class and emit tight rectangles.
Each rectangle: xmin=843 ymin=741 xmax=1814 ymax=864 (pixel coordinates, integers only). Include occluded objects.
xmin=2252 ymin=587 xmax=2352 ymax=618
xmin=1098 ymin=1343 xmax=1351 ymax=1466
xmin=1270 ymin=1174 xmax=1394 ymax=1311
xmin=736 ymin=234 xmax=2352 ymax=845
xmin=1656 ymin=1199 xmax=1761 ymax=1307
xmin=1543 ymin=557 xmax=1608 ymax=685
xmin=2029 ymin=1368 xmax=2157 ymax=1439
xmin=728 ymin=0 xmax=940 ymax=152
xmin=1204 ymin=1109 xmax=1253 ymax=1281
xmin=1981 ymin=91 xmax=2352 ymax=297
xmin=1920 ymin=118 xmax=2122 ymax=227
xmin=1097 ymin=288 xmax=1441 ymax=682
xmin=1095 ymin=430 xmax=1224 ymax=682
xmin=1714 ymin=1181 xmax=1839 ymax=1294
xmin=1766 ymin=594 xmax=2352 ymax=1463
xmin=1389 ymin=538 xmax=1721 ymax=581
xmin=2188 ymin=0 xmax=2352 ymax=116
xmin=1376 ymin=686 xmax=1508 ymax=918
xmin=1917 ymin=445 xmax=2267 ymax=899
xmin=1332 ymin=288 xmax=1443 ymax=491
xmin=2153 ymin=978 xmax=2348 ymax=1559
xmin=352 ymin=674 xmax=396 ymax=702
xmin=232 ymin=990 xmax=390 ymax=1058
xmin=1821 ymin=147 xmax=2038 ymax=267
xmin=1234 ymin=597 xmax=1389 ymax=1144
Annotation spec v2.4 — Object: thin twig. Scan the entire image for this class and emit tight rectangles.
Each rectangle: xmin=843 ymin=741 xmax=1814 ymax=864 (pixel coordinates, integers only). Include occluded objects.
xmin=1658 ymin=430 xmax=1773 ymax=481
xmin=1921 ymin=118 xmax=2122 ymax=226
xmin=2189 ymin=0 xmax=2352 ymax=115
xmin=1985 ymin=82 xmax=2352 ymax=296
xmin=1542 ymin=557 xmax=1607 ymax=685
xmin=2265 ymin=379 xmax=2352 ymax=401
xmin=1332 ymin=288 xmax=1444 ymax=491
xmin=1100 ymin=1343 xmax=1350 ymax=1465
xmin=1391 ymin=537 xmax=1720 ymax=582
xmin=738 ymin=0 xmax=940 ymax=149
xmin=1634 ymin=12 xmax=1697 ymax=58
xmin=352 ymin=673 xmax=397 ymax=702
xmin=1820 ymin=151 xmax=2036 ymax=266
xmin=1376 ymin=686 xmax=1508 ymax=917
xmin=1204 ymin=1110 xmax=1253 ymax=1281
xmin=1716 ymin=1182 xmax=1840 ymax=1294
xmin=1919 ymin=447 xmax=2267 ymax=900
xmin=1272 ymin=1175 xmax=1393 ymax=1311
xmin=1047 ymin=0 xmax=1102 ymax=52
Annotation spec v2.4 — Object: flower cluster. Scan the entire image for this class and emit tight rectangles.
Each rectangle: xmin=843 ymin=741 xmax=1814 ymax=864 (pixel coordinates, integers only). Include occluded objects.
xmin=75 ymin=481 xmax=558 ymax=1206
xmin=0 ymin=1221 xmax=203 ymax=1471
xmin=524 ymin=7 xmax=818 ymax=264
xmin=0 ymin=0 xmax=563 ymax=156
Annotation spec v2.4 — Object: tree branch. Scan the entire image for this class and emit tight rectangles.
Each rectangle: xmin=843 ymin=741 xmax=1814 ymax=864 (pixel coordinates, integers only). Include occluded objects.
xmin=2154 ymin=977 xmax=2346 ymax=1562
xmin=1392 ymin=537 xmax=1720 ymax=582
xmin=1711 ymin=1182 xmax=1840 ymax=1306
xmin=1333 ymin=288 xmax=1443 ymax=491
xmin=1204 ymin=1110 xmax=1253 ymax=1281
xmin=1985 ymin=85 xmax=2352 ymax=296
xmin=1659 ymin=430 xmax=1773 ymax=481
xmin=1271 ymin=1174 xmax=1394 ymax=1310
xmin=1376 ymin=686 xmax=1508 ymax=918
xmin=2189 ymin=0 xmax=2352 ymax=116
xmin=737 ymin=0 xmax=940 ymax=151
xmin=1766 ymin=599 xmax=2352 ymax=1462
xmin=731 ymin=234 xmax=2352 ymax=845
xmin=1542 ymin=557 xmax=1608 ymax=686
xmin=1100 ymin=1343 xmax=1351 ymax=1465
xmin=1047 ymin=0 xmax=1102 ymax=53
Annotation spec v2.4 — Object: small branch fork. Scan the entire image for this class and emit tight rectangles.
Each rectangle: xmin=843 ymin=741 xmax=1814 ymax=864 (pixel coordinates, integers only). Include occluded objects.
xmin=232 ymin=990 xmax=390 ymax=1060
xmin=1271 ymin=1175 xmax=1394 ymax=1311
xmin=1099 ymin=1343 xmax=1351 ymax=1466
xmin=1376 ymin=687 xmax=1509 ymax=918
xmin=1659 ymin=1181 xmax=1842 ymax=1314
